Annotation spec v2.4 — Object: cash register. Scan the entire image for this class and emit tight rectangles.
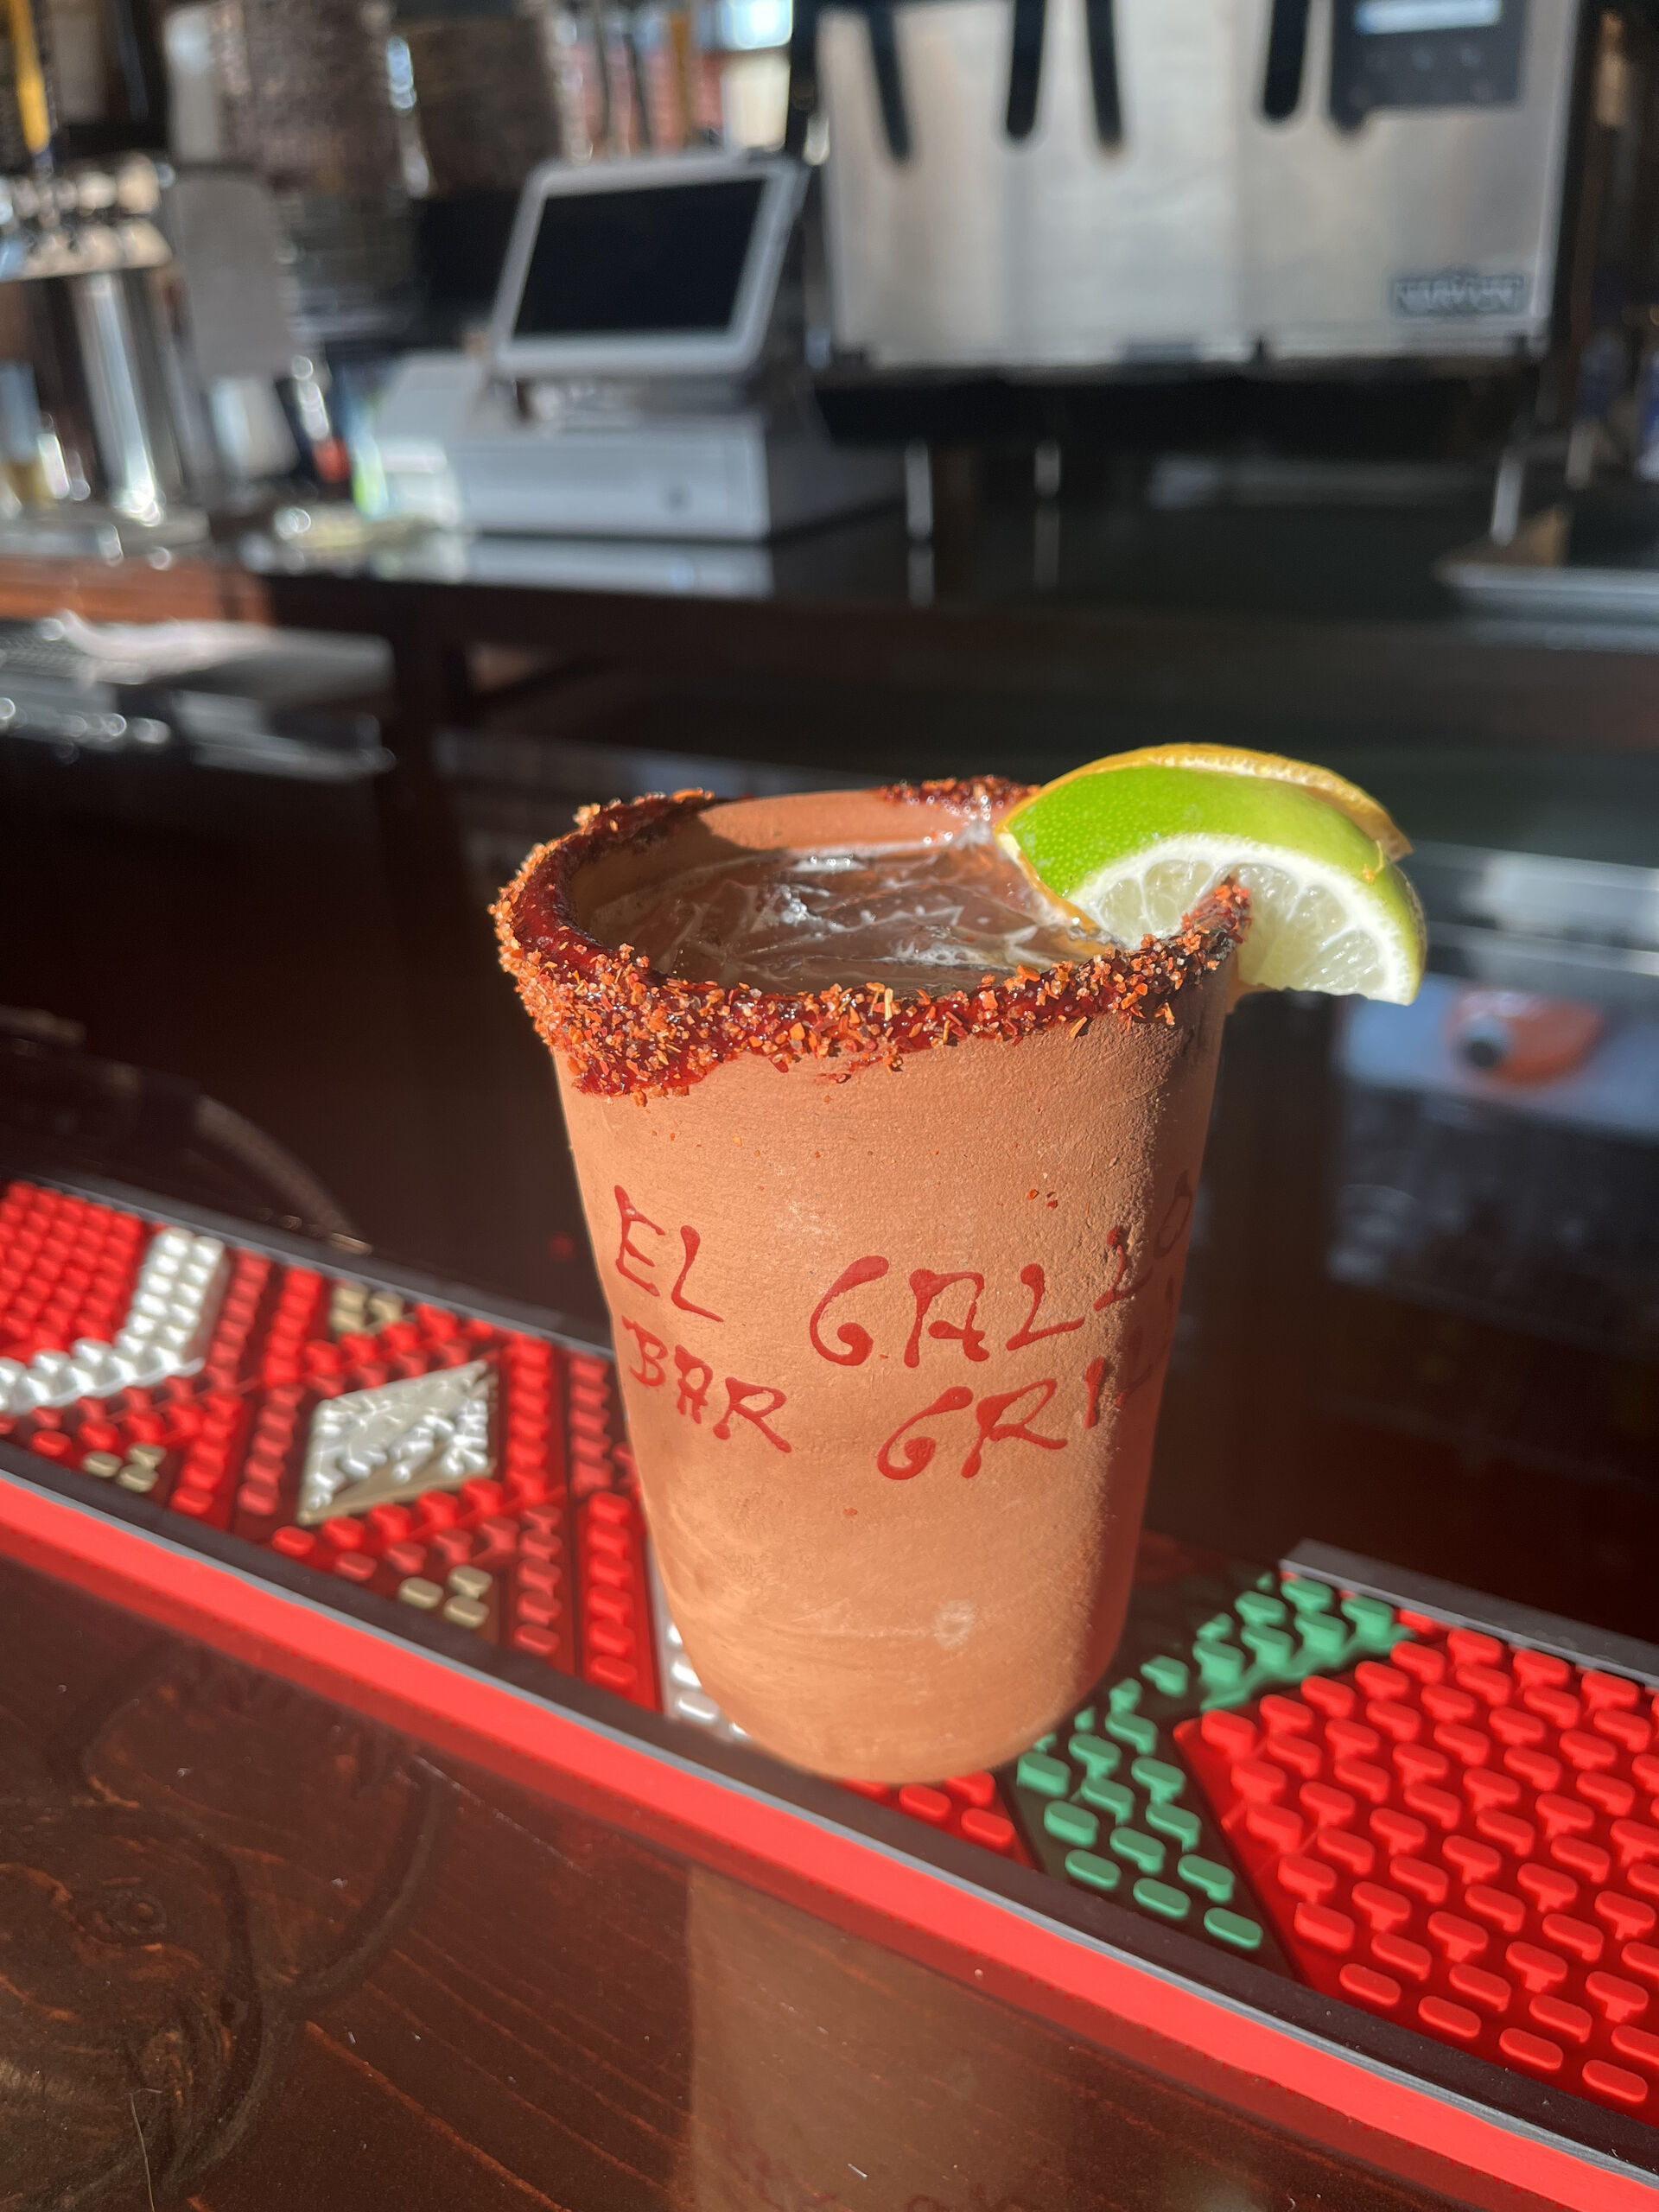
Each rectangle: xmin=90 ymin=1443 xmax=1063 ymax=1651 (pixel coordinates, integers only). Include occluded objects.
xmin=369 ymin=151 xmax=899 ymax=542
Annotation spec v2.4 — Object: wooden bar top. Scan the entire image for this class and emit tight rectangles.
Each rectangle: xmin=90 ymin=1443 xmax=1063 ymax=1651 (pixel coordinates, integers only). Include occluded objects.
xmin=0 ymin=1550 xmax=1487 ymax=2212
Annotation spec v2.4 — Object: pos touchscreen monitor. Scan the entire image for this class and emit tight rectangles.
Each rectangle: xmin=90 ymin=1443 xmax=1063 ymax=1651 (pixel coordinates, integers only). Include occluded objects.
xmin=489 ymin=152 xmax=805 ymax=382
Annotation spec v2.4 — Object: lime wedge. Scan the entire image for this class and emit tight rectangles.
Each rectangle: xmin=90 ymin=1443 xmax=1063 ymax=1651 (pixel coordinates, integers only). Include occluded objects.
xmin=997 ymin=754 xmax=1424 ymax=1004
xmin=1038 ymin=742 xmax=1414 ymax=862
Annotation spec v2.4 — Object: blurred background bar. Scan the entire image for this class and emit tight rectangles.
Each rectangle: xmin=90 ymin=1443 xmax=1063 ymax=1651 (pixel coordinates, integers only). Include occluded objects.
xmin=1 ymin=5 xmax=1659 ymax=2199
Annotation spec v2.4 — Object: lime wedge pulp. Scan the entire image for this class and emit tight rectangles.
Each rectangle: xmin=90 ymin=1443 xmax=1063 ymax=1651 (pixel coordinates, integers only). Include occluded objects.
xmin=997 ymin=753 xmax=1425 ymax=1004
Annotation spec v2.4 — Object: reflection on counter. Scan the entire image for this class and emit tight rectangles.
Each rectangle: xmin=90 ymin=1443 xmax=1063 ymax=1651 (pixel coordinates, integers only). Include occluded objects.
xmin=246 ymin=518 xmax=781 ymax=601
xmin=0 ymin=613 xmax=391 ymax=777
xmin=677 ymin=1859 xmax=1448 ymax=2212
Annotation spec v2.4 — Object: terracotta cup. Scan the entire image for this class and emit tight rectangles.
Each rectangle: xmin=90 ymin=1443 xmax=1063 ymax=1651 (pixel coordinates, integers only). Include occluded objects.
xmin=499 ymin=786 xmax=1235 ymax=1782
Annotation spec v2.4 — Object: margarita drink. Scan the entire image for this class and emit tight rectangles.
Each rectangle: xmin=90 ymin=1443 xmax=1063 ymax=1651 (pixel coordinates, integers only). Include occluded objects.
xmin=496 ymin=781 xmax=1242 ymax=1781
xmin=586 ymin=826 xmax=1114 ymax=993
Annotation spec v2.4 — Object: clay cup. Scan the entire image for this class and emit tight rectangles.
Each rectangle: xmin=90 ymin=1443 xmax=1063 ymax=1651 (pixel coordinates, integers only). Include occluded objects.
xmin=497 ymin=785 xmax=1237 ymax=1781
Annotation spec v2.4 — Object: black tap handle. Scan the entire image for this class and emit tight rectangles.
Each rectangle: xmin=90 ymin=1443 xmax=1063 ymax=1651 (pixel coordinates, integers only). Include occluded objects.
xmin=784 ymin=0 xmax=819 ymax=156
xmin=867 ymin=2 xmax=911 ymax=162
xmin=111 ymin=0 xmax=168 ymax=138
xmin=1262 ymin=0 xmax=1312 ymax=121
xmin=626 ymin=14 xmax=654 ymax=151
xmin=786 ymin=0 xmax=909 ymax=163
xmin=1005 ymin=0 xmax=1046 ymax=141
xmin=1084 ymin=0 xmax=1122 ymax=147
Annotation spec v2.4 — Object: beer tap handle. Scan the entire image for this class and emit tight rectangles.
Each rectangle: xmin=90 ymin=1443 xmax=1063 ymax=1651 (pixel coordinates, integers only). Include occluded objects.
xmin=1262 ymin=0 xmax=1311 ymax=121
xmin=862 ymin=2 xmax=915 ymax=162
xmin=1004 ymin=0 xmax=1046 ymax=142
xmin=625 ymin=5 xmax=654 ymax=151
xmin=786 ymin=0 xmax=908 ymax=165
xmin=783 ymin=0 xmax=819 ymax=156
xmin=5 ymin=0 xmax=54 ymax=166
xmin=866 ymin=3 xmax=911 ymax=163
xmin=1083 ymin=0 xmax=1121 ymax=148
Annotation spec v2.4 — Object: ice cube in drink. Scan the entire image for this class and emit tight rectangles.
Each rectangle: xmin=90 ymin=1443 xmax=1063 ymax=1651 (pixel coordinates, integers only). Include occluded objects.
xmin=587 ymin=828 xmax=1112 ymax=995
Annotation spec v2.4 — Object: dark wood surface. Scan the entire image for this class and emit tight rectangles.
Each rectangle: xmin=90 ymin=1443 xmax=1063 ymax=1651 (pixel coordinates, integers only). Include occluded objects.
xmin=0 ymin=1552 xmax=1502 ymax=2212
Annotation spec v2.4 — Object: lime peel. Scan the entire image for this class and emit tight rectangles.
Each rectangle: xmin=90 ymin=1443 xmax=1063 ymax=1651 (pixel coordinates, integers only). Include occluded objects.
xmin=1027 ymin=743 xmax=1414 ymax=862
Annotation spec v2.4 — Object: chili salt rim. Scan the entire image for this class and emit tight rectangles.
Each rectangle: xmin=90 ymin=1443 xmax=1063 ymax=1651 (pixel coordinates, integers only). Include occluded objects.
xmin=493 ymin=782 xmax=1247 ymax=1103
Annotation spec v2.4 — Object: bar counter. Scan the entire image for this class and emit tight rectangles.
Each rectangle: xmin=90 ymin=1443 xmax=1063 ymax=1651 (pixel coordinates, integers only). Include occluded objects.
xmin=1 ymin=503 xmax=1656 ymax=2209
xmin=12 ymin=498 xmax=1659 ymax=773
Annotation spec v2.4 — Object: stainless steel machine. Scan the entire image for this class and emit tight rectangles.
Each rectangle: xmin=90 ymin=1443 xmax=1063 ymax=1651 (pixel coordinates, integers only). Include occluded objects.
xmin=801 ymin=0 xmax=1586 ymax=372
xmin=0 ymin=155 xmax=303 ymax=551
xmin=0 ymin=156 xmax=209 ymax=546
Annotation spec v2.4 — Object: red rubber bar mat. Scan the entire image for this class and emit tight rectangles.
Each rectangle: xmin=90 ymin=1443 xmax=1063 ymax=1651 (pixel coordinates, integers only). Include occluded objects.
xmin=0 ymin=1168 xmax=1654 ymax=2210
xmin=1180 ymin=1611 xmax=1659 ymax=2118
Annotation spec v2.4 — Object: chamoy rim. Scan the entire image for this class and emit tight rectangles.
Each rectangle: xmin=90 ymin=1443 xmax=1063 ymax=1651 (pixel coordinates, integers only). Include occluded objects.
xmin=493 ymin=780 xmax=1247 ymax=1101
